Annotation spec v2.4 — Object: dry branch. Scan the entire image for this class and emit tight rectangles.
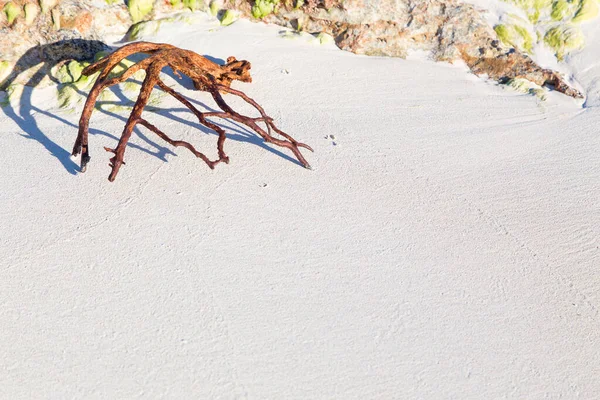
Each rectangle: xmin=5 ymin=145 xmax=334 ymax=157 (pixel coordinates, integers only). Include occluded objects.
xmin=71 ymin=41 xmax=312 ymax=181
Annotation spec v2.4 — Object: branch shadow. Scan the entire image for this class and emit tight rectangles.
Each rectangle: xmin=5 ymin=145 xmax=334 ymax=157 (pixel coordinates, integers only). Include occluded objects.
xmin=157 ymin=66 xmax=301 ymax=166
xmin=0 ymin=39 xmax=110 ymax=174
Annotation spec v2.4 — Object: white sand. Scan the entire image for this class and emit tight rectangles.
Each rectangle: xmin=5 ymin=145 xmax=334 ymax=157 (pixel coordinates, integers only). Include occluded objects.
xmin=1 ymin=15 xmax=599 ymax=399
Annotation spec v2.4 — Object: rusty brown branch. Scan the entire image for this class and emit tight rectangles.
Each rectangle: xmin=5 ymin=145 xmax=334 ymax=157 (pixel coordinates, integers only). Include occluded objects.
xmin=72 ymin=41 xmax=312 ymax=181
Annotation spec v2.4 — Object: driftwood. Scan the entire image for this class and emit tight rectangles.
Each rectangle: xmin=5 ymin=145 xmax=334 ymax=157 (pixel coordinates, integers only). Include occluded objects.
xmin=71 ymin=41 xmax=312 ymax=181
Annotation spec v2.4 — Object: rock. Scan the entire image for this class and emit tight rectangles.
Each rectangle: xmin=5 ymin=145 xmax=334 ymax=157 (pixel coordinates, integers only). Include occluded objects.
xmin=0 ymin=0 xmax=129 ymax=89
xmin=60 ymin=10 xmax=93 ymax=35
xmin=127 ymin=0 xmax=154 ymax=23
xmin=39 ymin=0 xmax=59 ymax=14
xmin=23 ymin=2 xmax=40 ymax=26
xmin=3 ymin=2 xmax=22 ymax=25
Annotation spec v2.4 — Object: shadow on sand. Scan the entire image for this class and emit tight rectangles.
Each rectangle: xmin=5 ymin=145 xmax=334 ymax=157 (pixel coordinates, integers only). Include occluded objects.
xmin=0 ymin=39 xmax=299 ymax=176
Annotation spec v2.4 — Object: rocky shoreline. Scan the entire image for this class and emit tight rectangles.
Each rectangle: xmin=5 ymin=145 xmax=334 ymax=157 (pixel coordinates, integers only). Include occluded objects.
xmin=0 ymin=0 xmax=584 ymax=98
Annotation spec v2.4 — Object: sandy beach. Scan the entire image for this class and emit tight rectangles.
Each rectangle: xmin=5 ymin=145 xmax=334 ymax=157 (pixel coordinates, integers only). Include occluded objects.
xmin=1 ymin=12 xmax=599 ymax=399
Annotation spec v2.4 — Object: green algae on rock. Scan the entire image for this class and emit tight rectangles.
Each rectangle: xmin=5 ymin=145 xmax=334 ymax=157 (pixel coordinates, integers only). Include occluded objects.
xmin=183 ymin=0 xmax=203 ymax=11
xmin=494 ymin=22 xmax=534 ymax=53
xmin=252 ymin=0 xmax=279 ymax=19
xmin=316 ymin=32 xmax=334 ymax=45
xmin=220 ymin=9 xmax=238 ymax=25
xmin=3 ymin=2 xmax=22 ymax=25
xmin=125 ymin=14 xmax=196 ymax=41
xmin=210 ymin=0 xmax=220 ymax=15
xmin=0 ymin=83 xmax=24 ymax=107
xmin=128 ymin=0 xmax=154 ymax=23
xmin=506 ymin=77 xmax=547 ymax=100
xmin=497 ymin=0 xmax=598 ymax=60
xmin=55 ymin=60 xmax=90 ymax=83
xmin=544 ymin=25 xmax=585 ymax=60
xmin=572 ymin=0 xmax=599 ymax=22
xmin=551 ymin=0 xmax=578 ymax=21
xmin=0 ymin=60 xmax=12 ymax=87
xmin=127 ymin=20 xmax=163 ymax=40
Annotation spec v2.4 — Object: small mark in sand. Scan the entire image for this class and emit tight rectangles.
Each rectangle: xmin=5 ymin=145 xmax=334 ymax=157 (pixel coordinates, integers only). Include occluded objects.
xmin=259 ymin=183 xmax=268 ymax=188
xmin=281 ymin=68 xmax=290 ymax=75
xmin=324 ymin=134 xmax=337 ymax=146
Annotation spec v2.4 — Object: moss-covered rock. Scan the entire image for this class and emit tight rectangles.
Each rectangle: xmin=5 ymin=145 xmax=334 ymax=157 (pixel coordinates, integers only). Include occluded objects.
xmin=496 ymin=0 xmax=597 ymax=61
xmin=1 ymin=83 xmax=24 ymax=107
xmin=3 ymin=2 xmax=22 ymax=25
xmin=210 ymin=0 xmax=220 ymax=16
xmin=494 ymin=22 xmax=534 ymax=53
xmin=506 ymin=77 xmax=547 ymax=99
xmin=252 ymin=0 xmax=280 ymax=19
xmin=127 ymin=20 xmax=163 ymax=40
xmin=500 ymin=0 xmax=553 ymax=23
xmin=183 ymin=0 xmax=202 ymax=11
xmin=128 ymin=0 xmax=154 ymax=23
xmin=315 ymin=32 xmax=334 ymax=45
xmin=220 ymin=9 xmax=238 ymax=25
xmin=530 ymin=0 xmax=553 ymax=22
xmin=572 ymin=0 xmax=599 ymax=22
xmin=544 ymin=25 xmax=585 ymax=60
xmin=55 ymin=60 xmax=90 ymax=84
xmin=551 ymin=0 xmax=577 ymax=21
xmin=0 ymin=60 xmax=12 ymax=86
xmin=125 ymin=14 xmax=197 ymax=41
